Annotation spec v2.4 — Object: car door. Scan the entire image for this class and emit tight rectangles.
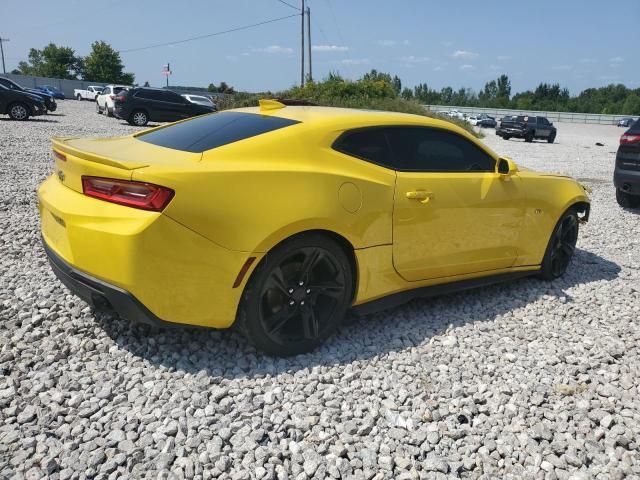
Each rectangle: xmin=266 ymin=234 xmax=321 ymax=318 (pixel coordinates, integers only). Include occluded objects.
xmin=159 ymin=91 xmax=191 ymax=121
xmin=387 ymin=126 xmax=526 ymax=281
xmin=537 ymin=117 xmax=552 ymax=138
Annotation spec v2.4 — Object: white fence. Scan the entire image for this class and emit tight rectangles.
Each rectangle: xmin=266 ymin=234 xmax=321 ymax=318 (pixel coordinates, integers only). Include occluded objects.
xmin=424 ymin=105 xmax=632 ymax=125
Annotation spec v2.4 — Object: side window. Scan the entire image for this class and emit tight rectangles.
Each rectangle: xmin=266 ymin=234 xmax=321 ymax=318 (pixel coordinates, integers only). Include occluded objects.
xmin=385 ymin=127 xmax=495 ymax=172
xmin=137 ymin=90 xmax=161 ymax=100
xmin=539 ymin=117 xmax=549 ymax=125
xmin=161 ymin=91 xmax=185 ymax=103
xmin=332 ymin=128 xmax=394 ymax=168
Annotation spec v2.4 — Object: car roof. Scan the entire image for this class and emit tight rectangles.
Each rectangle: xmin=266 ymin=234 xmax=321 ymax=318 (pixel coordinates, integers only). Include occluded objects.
xmin=231 ymin=105 xmax=469 ymax=134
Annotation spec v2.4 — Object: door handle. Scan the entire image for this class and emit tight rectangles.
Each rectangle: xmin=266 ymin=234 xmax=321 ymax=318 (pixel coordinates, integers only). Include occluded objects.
xmin=406 ymin=190 xmax=433 ymax=203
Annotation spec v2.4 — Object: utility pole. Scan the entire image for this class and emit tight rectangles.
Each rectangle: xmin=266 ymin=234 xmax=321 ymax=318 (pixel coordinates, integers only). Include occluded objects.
xmin=166 ymin=62 xmax=170 ymax=88
xmin=300 ymin=0 xmax=305 ymax=87
xmin=306 ymin=7 xmax=312 ymax=82
xmin=0 ymin=38 xmax=9 ymax=75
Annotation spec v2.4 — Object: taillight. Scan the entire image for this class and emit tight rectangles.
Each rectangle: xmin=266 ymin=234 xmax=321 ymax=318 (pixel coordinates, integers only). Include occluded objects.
xmin=109 ymin=95 xmax=115 ymax=100
xmin=52 ymin=150 xmax=66 ymax=162
xmin=620 ymin=134 xmax=640 ymax=145
xmin=81 ymin=176 xmax=174 ymax=211
xmin=115 ymin=95 xmax=126 ymax=102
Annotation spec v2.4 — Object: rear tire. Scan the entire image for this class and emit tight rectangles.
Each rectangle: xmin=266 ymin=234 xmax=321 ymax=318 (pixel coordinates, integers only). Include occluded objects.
xmin=76 ymin=94 xmax=82 ymax=101
xmin=525 ymin=132 xmax=534 ymax=143
xmin=538 ymin=209 xmax=579 ymax=280
xmin=8 ymin=102 xmax=30 ymax=121
xmin=95 ymin=102 xmax=101 ymax=114
xmin=616 ymin=188 xmax=640 ymax=209
xmin=503 ymin=135 xmax=510 ymax=140
xmin=237 ymin=233 xmax=353 ymax=356
xmin=128 ymin=110 xmax=148 ymax=126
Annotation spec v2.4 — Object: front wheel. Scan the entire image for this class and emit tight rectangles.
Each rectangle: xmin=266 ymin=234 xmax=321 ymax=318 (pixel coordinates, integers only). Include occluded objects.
xmin=76 ymin=94 xmax=82 ymax=101
xmin=502 ymin=135 xmax=510 ymax=140
xmin=237 ymin=234 xmax=353 ymax=356
xmin=616 ymin=188 xmax=640 ymax=209
xmin=538 ymin=210 xmax=579 ymax=280
xmin=547 ymin=133 xmax=556 ymax=144
xmin=95 ymin=102 xmax=101 ymax=114
xmin=8 ymin=103 xmax=30 ymax=120
xmin=525 ymin=132 xmax=534 ymax=143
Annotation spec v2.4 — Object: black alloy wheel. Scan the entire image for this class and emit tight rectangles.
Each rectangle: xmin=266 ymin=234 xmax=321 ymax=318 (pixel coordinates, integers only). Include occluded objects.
xmin=238 ymin=234 xmax=352 ymax=356
xmin=539 ymin=210 xmax=579 ymax=280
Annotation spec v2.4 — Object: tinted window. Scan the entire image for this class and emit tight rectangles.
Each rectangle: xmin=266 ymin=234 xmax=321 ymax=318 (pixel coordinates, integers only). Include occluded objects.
xmin=135 ymin=89 xmax=162 ymax=100
xmin=333 ymin=128 xmax=392 ymax=167
xmin=136 ymin=111 xmax=300 ymax=153
xmin=160 ymin=91 xmax=185 ymax=103
xmin=113 ymin=87 xmax=126 ymax=94
xmin=386 ymin=127 xmax=495 ymax=172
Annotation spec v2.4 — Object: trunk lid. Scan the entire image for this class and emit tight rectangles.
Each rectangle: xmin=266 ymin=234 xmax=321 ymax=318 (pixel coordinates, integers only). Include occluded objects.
xmin=51 ymin=135 xmax=202 ymax=194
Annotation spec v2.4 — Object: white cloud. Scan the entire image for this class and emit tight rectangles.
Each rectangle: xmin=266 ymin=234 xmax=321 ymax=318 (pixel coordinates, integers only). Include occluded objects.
xmin=459 ymin=64 xmax=474 ymax=70
xmin=580 ymin=58 xmax=597 ymax=64
xmin=434 ymin=66 xmax=444 ymax=71
xmin=610 ymin=56 xmax=624 ymax=63
xmin=552 ymin=65 xmax=572 ymax=71
xmin=451 ymin=50 xmax=478 ymax=59
xmin=400 ymin=55 xmax=429 ymax=63
xmin=496 ymin=55 xmax=511 ymax=61
xmin=252 ymin=45 xmax=293 ymax=54
xmin=341 ymin=58 xmax=370 ymax=65
xmin=241 ymin=52 xmax=250 ymax=56
xmin=441 ymin=41 xmax=453 ymax=47
xmin=376 ymin=40 xmax=397 ymax=47
xmin=312 ymin=45 xmax=349 ymax=52
xmin=402 ymin=39 xmax=411 ymax=46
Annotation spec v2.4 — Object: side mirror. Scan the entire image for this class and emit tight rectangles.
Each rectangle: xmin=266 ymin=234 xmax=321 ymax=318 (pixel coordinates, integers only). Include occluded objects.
xmin=498 ymin=157 xmax=517 ymax=177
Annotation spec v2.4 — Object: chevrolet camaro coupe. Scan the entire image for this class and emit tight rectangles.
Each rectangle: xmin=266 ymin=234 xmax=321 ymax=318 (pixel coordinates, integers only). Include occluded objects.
xmin=38 ymin=100 xmax=590 ymax=356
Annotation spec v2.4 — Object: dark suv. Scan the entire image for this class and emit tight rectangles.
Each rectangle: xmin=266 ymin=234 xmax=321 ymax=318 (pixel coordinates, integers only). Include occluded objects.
xmin=114 ymin=87 xmax=215 ymax=126
xmin=614 ymin=119 xmax=640 ymax=208
xmin=0 ymin=77 xmax=57 ymax=112
xmin=496 ymin=115 xmax=557 ymax=143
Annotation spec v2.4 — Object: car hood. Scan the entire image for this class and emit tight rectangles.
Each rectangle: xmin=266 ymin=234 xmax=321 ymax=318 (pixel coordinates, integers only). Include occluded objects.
xmin=27 ymin=88 xmax=53 ymax=99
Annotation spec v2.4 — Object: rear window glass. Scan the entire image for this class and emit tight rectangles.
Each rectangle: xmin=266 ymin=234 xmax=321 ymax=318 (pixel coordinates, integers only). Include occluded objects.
xmin=136 ymin=111 xmax=300 ymax=153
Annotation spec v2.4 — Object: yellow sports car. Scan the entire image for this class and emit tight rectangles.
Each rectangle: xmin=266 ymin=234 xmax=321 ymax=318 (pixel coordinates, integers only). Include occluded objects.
xmin=38 ymin=100 xmax=590 ymax=356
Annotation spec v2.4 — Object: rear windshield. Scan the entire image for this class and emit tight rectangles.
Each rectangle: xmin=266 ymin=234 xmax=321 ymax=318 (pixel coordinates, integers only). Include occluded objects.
xmin=136 ymin=111 xmax=300 ymax=153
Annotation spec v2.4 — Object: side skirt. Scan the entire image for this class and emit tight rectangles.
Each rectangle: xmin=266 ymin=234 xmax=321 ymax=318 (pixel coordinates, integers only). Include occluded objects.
xmin=351 ymin=270 xmax=538 ymax=316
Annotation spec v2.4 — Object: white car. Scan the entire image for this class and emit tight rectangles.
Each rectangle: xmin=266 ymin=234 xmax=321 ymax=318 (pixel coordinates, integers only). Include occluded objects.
xmin=181 ymin=94 xmax=217 ymax=109
xmin=96 ymin=85 xmax=129 ymax=117
xmin=74 ymin=85 xmax=103 ymax=101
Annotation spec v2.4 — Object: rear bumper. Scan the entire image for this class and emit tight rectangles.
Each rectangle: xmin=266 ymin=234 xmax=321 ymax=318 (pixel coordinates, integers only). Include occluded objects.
xmin=614 ymin=168 xmax=640 ymax=194
xmin=43 ymin=239 xmax=170 ymax=327
xmin=497 ymin=128 xmax=525 ymax=137
xmin=38 ymin=174 xmax=257 ymax=328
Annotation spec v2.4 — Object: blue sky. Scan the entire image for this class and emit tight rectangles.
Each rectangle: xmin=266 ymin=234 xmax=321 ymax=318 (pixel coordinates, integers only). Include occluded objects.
xmin=3 ymin=0 xmax=638 ymax=94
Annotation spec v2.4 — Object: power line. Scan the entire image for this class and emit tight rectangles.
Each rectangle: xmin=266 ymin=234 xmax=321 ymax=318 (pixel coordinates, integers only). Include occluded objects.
xmin=324 ymin=0 xmax=345 ymax=45
xmin=276 ymin=0 xmax=300 ymax=11
xmin=119 ymin=14 xmax=299 ymax=54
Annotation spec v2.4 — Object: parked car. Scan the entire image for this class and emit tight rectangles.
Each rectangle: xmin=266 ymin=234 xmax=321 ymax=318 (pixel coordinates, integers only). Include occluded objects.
xmin=96 ymin=85 xmax=130 ymax=117
xmin=476 ymin=114 xmax=497 ymax=128
xmin=74 ymin=86 xmax=103 ymax=101
xmin=182 ymin=94 xmax=217 ymax=109
xmin=0 ymin=77 xmax=57 ymax=112
xmin=496 ymin=115 xmax=557 ymax=143
xmin=113 ymin=87 xmax=216 ymax=126
xmin=36 ymin=85 xmax=66 ymax=100
xmin=38 ymin=100 xmax=590 ymax=356
xmin=614 ymin=120 xmax=640 ymax=208
xmin=0 ymin=84 xmax=47 ymax=120
xmin=618 ymin=117 xmax=637 ymax=128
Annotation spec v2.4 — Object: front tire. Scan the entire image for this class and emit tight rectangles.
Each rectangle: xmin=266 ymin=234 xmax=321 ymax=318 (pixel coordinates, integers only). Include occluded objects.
xmin=525 ymin=132 xmax=534 ymax=143
xmin=616 ymin=188 xmax=640 ymax=209
xmin=8 ymin=103 xmax=30 ymax=121
xmin=95 ymin=102 xmax=101 ymax=114
xmin=237 ymin=234 xmax=353 ymax=356
xmin=547 ymin=133 xmax=556 ymax=144
xmin=539 ymin=209 xmax=579 ymax=280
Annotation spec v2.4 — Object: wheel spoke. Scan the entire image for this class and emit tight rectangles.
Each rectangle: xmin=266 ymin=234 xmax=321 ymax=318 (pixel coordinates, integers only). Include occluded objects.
xmin=299 ymin=248 xmax=322 ymax=284
xmin=300 ymin=305 xmax=319 ymax=339
xmin=561 ymin=242 xmax=575 ymax=257
xmin=264 ymin=308 xmax=293 ymax=336
xmin=265 ymin=266 xmax=289 ymax=296
xmin=309 ymin=280 xmax=344 ymax=299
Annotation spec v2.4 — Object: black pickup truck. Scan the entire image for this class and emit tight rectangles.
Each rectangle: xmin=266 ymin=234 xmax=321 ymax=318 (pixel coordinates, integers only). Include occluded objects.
xmin=496 ymin=115 xmax=557 ymax=143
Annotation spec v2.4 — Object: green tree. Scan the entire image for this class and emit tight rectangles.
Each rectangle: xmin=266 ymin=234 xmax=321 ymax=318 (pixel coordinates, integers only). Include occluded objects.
xmin=82 ymin=41 xmax=134 ymax=84
xmin=496 ymin=74 xmax=511 ymax=101
xmin=143 ymin=81 xmax=150 ymax=87
xmin=401 ymin=87 xmax=413 ymax=99
xmin=622 ymin=93 xmax=640 ymax=115
xmin=16 ymin=44 xmax=82 ymax=79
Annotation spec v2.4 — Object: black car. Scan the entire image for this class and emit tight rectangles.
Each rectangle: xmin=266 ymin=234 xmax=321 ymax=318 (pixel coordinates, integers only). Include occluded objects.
xmin=614 ymin=119 xmax=640 ymax=208
xmin=618 ymin=117 xmax=637 ymax=128
xmin=496 ymin=115 xmax=557 ymax=143
xmin=477 ymin=114 xmax=497 ymax=128
xmin=113 ymin=87 xmax=216 ymax=126
xmin=0 ymin=77 xmax=57 ymax=112
xmin=0 ymin=84 xmax=47 ymax=120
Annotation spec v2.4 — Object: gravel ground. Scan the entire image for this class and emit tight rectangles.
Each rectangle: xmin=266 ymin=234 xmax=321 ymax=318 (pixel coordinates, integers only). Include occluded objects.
xmin=1 ymin=101 xmax=639 ymax=480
